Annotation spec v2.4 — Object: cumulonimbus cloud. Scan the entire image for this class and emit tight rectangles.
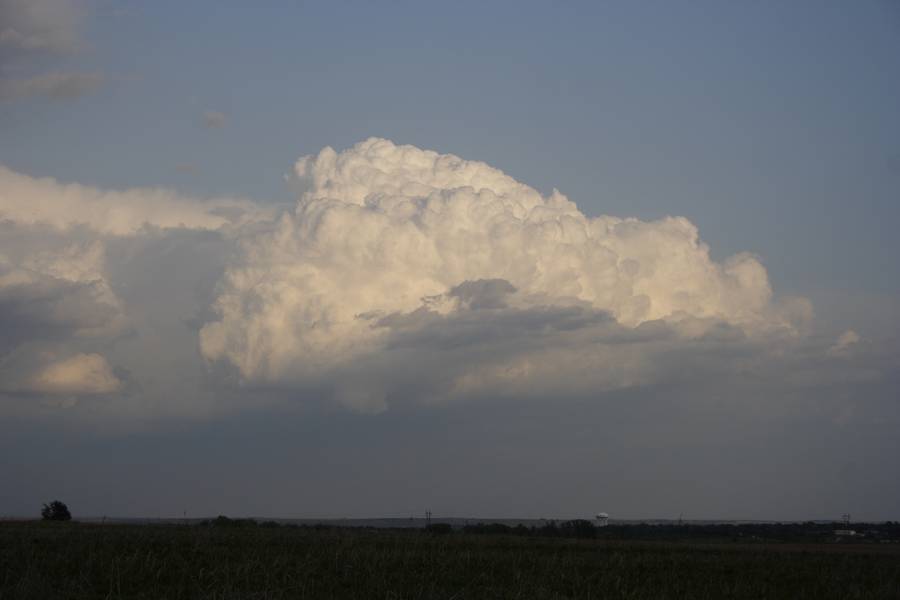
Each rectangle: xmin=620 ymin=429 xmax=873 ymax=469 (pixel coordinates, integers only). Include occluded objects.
xmin=0 ymin=137 xmax=890 ymax=416
xmin=199 ymin=138 xmax=813 ymax=410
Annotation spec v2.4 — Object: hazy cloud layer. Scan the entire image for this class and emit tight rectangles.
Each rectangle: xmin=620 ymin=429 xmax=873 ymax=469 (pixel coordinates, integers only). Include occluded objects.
xmin=0 ymin=165 xmax=267 ymax=235
xmin=0 ymin=139 xmax=895 ymax=418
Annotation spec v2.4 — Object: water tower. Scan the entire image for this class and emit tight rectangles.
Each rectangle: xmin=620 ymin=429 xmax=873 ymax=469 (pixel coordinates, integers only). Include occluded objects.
xmin=595 ymin=512 xmax=609 ymax=527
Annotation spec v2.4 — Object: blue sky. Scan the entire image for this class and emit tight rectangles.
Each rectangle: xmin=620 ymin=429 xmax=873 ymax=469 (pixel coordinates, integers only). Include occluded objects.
xmin=3 ymin=1 xmax=898 ymax=293
xmin=1 ymin=1 xmax=898 ymax=520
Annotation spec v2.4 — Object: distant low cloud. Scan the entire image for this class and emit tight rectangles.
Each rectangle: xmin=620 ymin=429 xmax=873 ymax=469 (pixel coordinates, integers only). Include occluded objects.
xmin=829 ymin=329 xmax=861 ymax=357
xmin=0 ymin=71 xmax=102 ymax=102
xmin=203 ymin=110 xmax=227 ymax=128
xmin=26 ymin=353 xmax=121 ymax=395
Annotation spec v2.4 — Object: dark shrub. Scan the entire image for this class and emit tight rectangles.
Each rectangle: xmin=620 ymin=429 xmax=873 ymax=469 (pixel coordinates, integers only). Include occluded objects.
xmin=206 ymin=515 xmax=258 ymax=527
xmin=41 ymin=500 xmax=72 ymax=522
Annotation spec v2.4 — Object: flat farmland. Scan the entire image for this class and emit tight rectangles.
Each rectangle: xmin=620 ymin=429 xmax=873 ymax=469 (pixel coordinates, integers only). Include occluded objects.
xmin=1 ymin=522 xmax=899 ymax=599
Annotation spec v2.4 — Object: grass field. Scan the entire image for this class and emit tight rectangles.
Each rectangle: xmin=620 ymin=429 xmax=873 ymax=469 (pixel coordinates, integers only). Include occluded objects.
xmin=2 ymin=521 xmax=899 ymax=599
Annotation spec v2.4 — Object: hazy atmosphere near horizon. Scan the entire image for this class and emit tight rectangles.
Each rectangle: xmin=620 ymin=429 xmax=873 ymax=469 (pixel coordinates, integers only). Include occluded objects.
xmin=1 ymin=0 xmax=898 ymax=522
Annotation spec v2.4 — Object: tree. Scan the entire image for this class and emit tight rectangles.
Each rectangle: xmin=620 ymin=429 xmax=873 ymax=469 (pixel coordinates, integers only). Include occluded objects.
xmin=41 ymin=500 xmax=71 ymax=521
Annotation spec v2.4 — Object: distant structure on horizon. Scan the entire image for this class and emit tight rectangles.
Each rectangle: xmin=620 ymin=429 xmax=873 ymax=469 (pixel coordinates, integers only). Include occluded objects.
xmin=595 ymin=513 xmax=609 ymax=527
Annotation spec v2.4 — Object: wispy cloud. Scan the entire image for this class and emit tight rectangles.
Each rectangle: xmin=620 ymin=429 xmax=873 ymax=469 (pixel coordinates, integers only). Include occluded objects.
xmin=174 ymin=163 xmax=199 ymax=175
xmin=0 ymin=0 xmax=102 ymax=103
xmin=0 ymin=70 xmax=102 ymax=102
xmin=0 ymin=0 xmax=83 ymax=58
xmin=203 ymin=110 xmax=227 ymax=128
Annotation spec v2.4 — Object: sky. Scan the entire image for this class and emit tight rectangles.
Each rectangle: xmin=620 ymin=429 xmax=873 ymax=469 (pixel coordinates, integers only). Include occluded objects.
xmin=1 ymin=0 xmax=898 ymax=521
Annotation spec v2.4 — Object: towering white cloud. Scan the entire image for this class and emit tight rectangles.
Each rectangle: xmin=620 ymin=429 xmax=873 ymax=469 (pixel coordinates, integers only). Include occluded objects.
xmin=200 ymin=138 xmax=812 ymax=408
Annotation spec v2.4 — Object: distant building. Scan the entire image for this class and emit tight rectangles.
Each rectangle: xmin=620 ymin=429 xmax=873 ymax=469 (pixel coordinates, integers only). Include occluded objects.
xmin=595 ymin=513 xmax=609 ymax=527
xmin=834 ymin=529 xmax=857 ymax=536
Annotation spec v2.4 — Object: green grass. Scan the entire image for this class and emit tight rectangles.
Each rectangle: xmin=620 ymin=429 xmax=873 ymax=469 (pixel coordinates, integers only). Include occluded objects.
xmin=1 ymin=522 xmax=899 ymax=599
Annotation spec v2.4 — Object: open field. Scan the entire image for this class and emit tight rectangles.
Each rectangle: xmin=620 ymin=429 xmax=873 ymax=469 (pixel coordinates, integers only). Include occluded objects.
xmin=2 ymin=521 xmax=899 ymax=599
